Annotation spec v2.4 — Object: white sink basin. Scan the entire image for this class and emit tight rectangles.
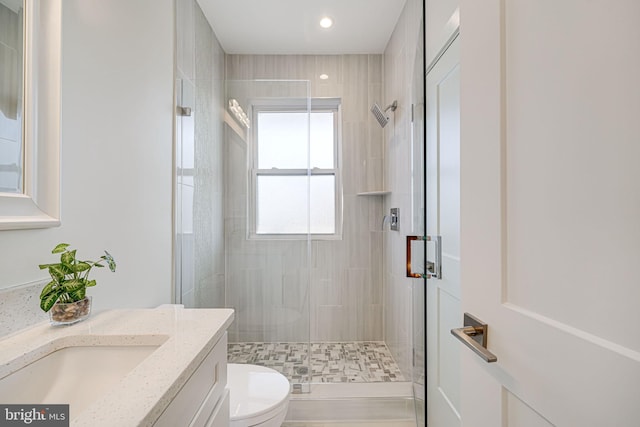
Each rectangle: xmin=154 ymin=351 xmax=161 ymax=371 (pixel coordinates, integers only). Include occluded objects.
xmin=0 ymin=343 xmax=162 ymax=420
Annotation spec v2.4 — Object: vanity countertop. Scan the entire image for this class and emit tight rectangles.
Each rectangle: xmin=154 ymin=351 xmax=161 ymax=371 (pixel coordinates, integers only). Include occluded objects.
xmin=0 ymin=307 xmax=234 ymax=426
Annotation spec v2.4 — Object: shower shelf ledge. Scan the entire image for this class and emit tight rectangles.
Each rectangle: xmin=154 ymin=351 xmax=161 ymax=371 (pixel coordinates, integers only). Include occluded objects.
xmin=356 ymin=190 xmax=391 ymax=196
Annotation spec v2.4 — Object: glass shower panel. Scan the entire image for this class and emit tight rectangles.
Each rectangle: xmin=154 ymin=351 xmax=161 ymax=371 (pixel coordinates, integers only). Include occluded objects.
xmin=412 ymin=19 xmax=426 ymax=427
xmin=174 ymin=0 xmax=227 ymax=311
xmin=175 ymin=78 xmax=196 ymax=307
xmin=225 ymin=80 xmax=311 ymax=391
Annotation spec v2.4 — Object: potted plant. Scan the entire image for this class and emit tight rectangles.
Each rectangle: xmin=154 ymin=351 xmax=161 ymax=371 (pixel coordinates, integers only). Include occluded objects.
xmin=39 ymin=243 xmax=116 ymax=325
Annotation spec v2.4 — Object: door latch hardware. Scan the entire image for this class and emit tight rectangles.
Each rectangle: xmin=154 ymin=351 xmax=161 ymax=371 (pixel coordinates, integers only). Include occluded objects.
xmin=451 ymin=313 xmax=498 ymax=363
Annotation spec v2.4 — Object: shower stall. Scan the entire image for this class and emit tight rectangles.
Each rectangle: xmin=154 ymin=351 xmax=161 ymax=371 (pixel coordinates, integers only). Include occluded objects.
xmin=174 ymin=0 xmax=425 ymax=423
xmin=176 ymin=74 xmax=405 ymax=384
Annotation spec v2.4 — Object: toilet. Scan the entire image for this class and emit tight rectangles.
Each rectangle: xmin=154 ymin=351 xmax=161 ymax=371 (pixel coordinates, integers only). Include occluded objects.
xmin=227 ymin=363 xmax=291 ymax=427
xmin=155 ymin=306 xmax=290 ymax=426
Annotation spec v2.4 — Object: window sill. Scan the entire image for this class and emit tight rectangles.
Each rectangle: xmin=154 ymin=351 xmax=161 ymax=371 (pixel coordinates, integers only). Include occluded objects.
xmin=248 ymin=232 xmax=342 ymax=241
xmin=356 ymin=190 xmax=391 ymax=196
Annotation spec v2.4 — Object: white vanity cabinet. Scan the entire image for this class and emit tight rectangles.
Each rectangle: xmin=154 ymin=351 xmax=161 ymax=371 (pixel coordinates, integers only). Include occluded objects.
xmin=0 ymin=308 xmax=234 ymax=426
xmin=154 ymin=332 xmax=229 ymax=427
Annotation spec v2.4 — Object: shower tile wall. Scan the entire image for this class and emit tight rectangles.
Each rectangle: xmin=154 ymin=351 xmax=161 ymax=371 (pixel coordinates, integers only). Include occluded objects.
xmin=176 ymin=0 xmax=226 ymax=308
xmin=193 ymin=2 xmax=226 ymax=308
xmin=225 ymin=55 xmax=385 ymax=343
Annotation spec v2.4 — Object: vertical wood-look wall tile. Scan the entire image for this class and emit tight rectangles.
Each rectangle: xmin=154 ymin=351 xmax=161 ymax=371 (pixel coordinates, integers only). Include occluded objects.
xmin=225 ymin=53 xmax=385 ymax=343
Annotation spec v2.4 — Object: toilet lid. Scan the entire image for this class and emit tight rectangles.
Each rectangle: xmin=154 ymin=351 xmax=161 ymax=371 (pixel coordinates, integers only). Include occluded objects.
xmin=228 ymin=364 xmax=290 ymax=422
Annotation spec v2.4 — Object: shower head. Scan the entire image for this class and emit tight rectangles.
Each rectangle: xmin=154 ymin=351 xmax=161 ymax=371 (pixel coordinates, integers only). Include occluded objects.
xmin=370 ymin=101 xmax=398 ymax=128
xmin=371 ymin=103 xmax=389 ymax=127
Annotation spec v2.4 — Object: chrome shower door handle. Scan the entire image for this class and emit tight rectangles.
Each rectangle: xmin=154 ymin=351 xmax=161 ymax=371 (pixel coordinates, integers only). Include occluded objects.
xmin=451 ymin=313 xmax=498 ymax=363
xmin=428 ymin=235 xmax=442 ymax=279
xmin=406 ymin=235 xmax=442 ymax=279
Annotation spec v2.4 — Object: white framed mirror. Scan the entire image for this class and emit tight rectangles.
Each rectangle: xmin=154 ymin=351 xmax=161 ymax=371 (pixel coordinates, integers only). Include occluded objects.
xmin=0 ymin=0 xmax=61 ymax=230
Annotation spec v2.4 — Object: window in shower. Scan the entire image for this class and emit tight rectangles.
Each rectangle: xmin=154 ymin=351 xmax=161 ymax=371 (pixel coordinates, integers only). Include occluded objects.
xmin=249 ymin=98 xmax=342 ymax=238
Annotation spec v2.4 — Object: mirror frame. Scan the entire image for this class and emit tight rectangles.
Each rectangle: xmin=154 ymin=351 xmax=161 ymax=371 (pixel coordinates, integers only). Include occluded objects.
xmin=0 ymin=0 xmax=61 ymax=230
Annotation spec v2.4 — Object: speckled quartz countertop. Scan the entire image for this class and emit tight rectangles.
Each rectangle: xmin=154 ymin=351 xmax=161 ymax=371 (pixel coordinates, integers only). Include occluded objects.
xmin=0 ymin=307 xmax=234 ymax=426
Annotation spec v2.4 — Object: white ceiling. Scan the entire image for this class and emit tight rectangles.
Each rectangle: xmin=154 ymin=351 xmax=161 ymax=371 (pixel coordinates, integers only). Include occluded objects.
xmin=196 ymin=0 xmax=407 ymax=55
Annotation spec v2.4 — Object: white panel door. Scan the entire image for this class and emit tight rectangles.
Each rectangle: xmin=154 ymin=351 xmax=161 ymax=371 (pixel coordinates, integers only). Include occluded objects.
xmin=459 ymin=0 xmax=640 ymax=426
xmin=426 ymin=36 xmax=461 ymax=427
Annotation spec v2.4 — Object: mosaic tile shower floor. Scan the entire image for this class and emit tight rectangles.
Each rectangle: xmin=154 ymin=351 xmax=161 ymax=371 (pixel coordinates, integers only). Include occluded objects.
xmin=227 ymin=342 xmax=406 ymax=383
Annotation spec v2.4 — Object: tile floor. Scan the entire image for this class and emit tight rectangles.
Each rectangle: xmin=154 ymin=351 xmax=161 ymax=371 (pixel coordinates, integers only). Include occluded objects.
xmin=227 ymin=341 xmax=406 ymax=384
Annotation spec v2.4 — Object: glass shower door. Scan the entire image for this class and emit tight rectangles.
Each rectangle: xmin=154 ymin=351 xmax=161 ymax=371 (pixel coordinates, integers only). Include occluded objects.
xmin=411 ymin=18 xmax=427 ymax=427
xmin=224 ymin=80 xmax=312 ymax=392
xmin=174 ymin=78 xmax=313 ymax=391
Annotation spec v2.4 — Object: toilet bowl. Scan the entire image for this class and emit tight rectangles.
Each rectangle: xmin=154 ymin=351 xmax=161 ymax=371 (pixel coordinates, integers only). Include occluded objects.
xmin=227 ymin=363 xmax=290 ymax=427
xmin=153 ymin=306 xmax=290 ymax=426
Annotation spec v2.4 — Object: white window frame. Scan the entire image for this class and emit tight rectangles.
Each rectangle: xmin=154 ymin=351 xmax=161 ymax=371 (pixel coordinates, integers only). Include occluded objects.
xmin=248 ymin=97 xmax=343 ymax=240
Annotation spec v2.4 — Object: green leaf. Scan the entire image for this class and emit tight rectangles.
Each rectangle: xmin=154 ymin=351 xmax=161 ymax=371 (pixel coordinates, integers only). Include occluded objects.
xmin=40 ymin=288 xmax=63 ymax=312
xmin=61 ymin=250 xmax=77 ymax=266
xmin=38 ymin=263 xmax=58 ymax=270
xmin=39 ymin=285 xmax=59 ymax=301
xmin=68 ymin=287 xmax=86 ymax=302
xmin=39 ymin=280 xmax=57 ymax=298
xmin=86 ymin=279 xmax=97 ymax=287
xmin=71 ymin=261 xmax=91 ymax=273
xmin=48 ymin=264 xmax=67 ymax=281
xmin=60 ymin=279 xmax=85 ymax=294
xmin=52 ymin=243 xmax=70 ymax=254
xmin=103 ymin=251 xmax=116 ymax=272
xmin=94 ymin=264 xmax=105 ymax=268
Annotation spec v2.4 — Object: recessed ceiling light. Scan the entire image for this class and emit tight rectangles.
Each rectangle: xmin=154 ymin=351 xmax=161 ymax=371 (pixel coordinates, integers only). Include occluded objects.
xmin=319 ymin=16 xmax=333 ymax=29
xmin=319 ymin=74 xmax=329 ymax=80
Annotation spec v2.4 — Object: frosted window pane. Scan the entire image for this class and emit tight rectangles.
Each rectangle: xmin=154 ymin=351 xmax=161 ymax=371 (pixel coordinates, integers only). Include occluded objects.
xmin=258 ymin=112 xmax=308 ymax=169
xmin=257 ymin=175 xmax=335 ymax=234
xmin=257 ymin=111 xmax=334 ymax=169
xmin=257 ymin=176 xmax=308 ymax=234
xmin=309 ymin=175 xmax=335 ymax=233
xmin=310 ymin=112 xmax=334 ymax=168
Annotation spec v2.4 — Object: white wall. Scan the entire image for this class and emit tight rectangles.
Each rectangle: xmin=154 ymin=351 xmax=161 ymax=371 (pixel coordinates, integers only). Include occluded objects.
xmin=0 ymin=0 xmax=174 ymax=314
